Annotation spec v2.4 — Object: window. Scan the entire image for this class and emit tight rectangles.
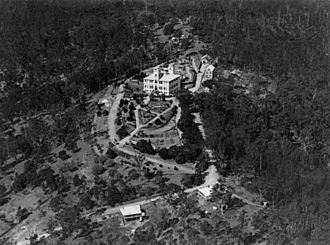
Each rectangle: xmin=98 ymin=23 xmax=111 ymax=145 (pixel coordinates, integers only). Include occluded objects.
xmin=159 ymin=81 xmax=163 ymax=84
xmin=150 ymin=86 xmax=153 ymax=89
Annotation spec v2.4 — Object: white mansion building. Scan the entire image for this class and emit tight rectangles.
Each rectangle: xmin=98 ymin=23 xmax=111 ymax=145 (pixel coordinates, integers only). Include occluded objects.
xmin=143 ymin=64 xmax=181 ymax=95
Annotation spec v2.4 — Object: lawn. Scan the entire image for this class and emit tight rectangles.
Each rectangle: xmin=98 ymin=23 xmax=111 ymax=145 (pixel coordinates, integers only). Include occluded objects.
xmin=133 ymin=122 xmax=181 ymax=149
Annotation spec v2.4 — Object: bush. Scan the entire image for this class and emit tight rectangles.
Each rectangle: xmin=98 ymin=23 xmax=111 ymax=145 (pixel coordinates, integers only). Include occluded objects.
xmin=175 ymin=151 xmax=186 ymax=164
xmin=159 ymin=148 xmax=170 ymax=160
xmin=145 ymin=170 xmax=156 ymax=179
xmin=104 ymin=158 xmax=116 ymax=167
xmin=58 ymin=150 xmax=70 ymax=161
xmin=92 ymin=165 xmax=106 ymax=176
xmin=128 ymin=169 xmax=139 ymax=180
xmin=200 ymin=221 xmax=213 ymax=236
xmin=168 ymin=146 xmax=181 ymax=158
xmin=117 ymin=127 xmax=129 ymax=139
xmin=0 ymin=184 xmax=7 ymax=196
xmin=228 ymin=196 xmax=245 ymax=209
xmin=120 ymin=99 xmax=129 ymax=107
xmin=127 ymin=116 xmax=135 ymax=122
xmin=64 ymin=136 xmax=78 ymax=151
xmin=163 ymin=19 xmax=177 ymax=35
xmin=73 ymin=174 xmax=83 ymax=186
xmin=0 ymin=197 xmax=9 ymax=206
xmin=107 ymin=148 xmax=118 ymax=159
xmin=102 ymin=110 xmax=109 ymax=116
xmin=155 ymin=118 xmax=163 ymax=125
xmin=115 ymin=118 xmax=122 ymax=126
xmin=129 ymin=103 xmax=136 ymax=111
xmin=122 ymin=107 xmax=128 ymax=113
xmin=134 ymin=140 xmax=156 ymax=155
xmin=181 ymin=175 xmax=194 ymax=188
xmin=183 ymin=146 xmax=202 ymax=162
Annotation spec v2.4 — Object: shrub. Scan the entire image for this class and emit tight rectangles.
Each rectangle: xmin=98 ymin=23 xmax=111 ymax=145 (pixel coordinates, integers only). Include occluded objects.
xmin=0 ymin=184 xmax=7 ymax=196
xmin=102 ymin=110 xmax=109 ymax=116
xmin=107 ymin=148 xmax=118 ymax=159
xmin=92 ymin=165 xmax=106 ymax=176
xmin=58 ymin=150 xmax=70 ymax=161
xmin=115 ymin=118 xmax=122 ymax=126
xmin=73 ymin=174 xmax=83 ymax=186
xmin=175 ymin=151 xmax=186 ymax=164
xmin=155 ymin=118 xmax=163 ymax=125
xmin=134 ymin=140 xmax=156 ymax=155
xmin=128 ymin=169 xmax=139 ymax=179
xmin=168 ymin=146 xmax=181 ymax=158
xmin=122 ymin=107 xmax=128 ymax=113
xmin=127 ymin=116 xmax=135 ymax=122
xmin=117 ymin=127 xmax=129 ymax=139
xmin=181 ymin=174 xmax=194 ymax=188
xmin=129 ymin=103 xmax=136 ymax=111
xmin=159 ymin=148 xmax=171 ymax=160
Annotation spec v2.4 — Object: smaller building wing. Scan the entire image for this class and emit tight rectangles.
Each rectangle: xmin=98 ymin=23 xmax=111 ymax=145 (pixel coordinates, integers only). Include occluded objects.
xmin=159 ymin=74 xmax=180 ymax=82
xmin=144 ymin=73 xmax=157 ymax=80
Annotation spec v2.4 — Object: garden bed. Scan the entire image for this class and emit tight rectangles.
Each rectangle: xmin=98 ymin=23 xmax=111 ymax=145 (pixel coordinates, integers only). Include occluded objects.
xmin=138 ymin=109 xmax=157 ymax=125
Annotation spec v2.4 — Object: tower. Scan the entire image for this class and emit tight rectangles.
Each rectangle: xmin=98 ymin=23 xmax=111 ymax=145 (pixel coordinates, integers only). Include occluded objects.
xmin=153 ymin=67 xmax=160 ymax=82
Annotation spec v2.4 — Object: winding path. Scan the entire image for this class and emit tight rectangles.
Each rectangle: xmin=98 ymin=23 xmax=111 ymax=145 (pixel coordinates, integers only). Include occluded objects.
xmin=108 ymin=84 xmax=125 ymax=144
xmin=112 ymin=98 xmax=194 ymax=174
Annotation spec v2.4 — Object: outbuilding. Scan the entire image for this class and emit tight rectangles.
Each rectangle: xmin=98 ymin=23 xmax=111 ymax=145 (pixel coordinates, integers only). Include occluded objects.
xmin=204 ymin=65 xmax=215 ymax=80
xmin=99 ymin=99 xmax=111 ymax=108
xmin=120 ymin=205 xmax=145 ymax=223
xmin=197 ymin=186 xmax=213 ymax=200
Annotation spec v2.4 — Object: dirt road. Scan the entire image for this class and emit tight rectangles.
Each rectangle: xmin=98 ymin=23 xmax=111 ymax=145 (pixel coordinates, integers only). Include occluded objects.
xmin=108 ymin=84 xmax=125 ymax=144
xmin=189 ymin=72 xmax=203 ymax=93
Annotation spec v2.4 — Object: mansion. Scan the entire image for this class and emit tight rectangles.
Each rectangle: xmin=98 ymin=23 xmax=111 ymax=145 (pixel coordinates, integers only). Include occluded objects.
xmin=143 ymin=64 xmax=181 ymax=96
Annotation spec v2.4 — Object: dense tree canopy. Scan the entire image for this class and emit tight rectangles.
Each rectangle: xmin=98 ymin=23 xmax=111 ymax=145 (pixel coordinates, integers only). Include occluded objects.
xmin=0 ymin=0 xmax=155 ymax=119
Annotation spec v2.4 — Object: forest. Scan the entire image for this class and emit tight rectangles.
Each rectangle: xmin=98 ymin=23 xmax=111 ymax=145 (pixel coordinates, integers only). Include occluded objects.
xmin=186 ymin=0 xmax=330 ymax=244
xmin=0 ymin=0 xmax=160 ymax=120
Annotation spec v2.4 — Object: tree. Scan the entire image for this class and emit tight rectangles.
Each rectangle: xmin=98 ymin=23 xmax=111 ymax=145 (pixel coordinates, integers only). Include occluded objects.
xmin=16 ymin=207 xmax=30 ymax=222
xmin=117 ymin=127 xmax=129 ymax=139
xmin=105 ymin=185 xmax=123 ymax=207
xmin=134 ymin=140 xmax=156 ymax=155
xmin=175 ymin=151 xmax=186 ymax=164
xmin=0 ymin=184 xmax=7 ymax=196
xmin=73 ymin=174 xmax=83 ymax=187
xmin=106 ymin=148 xmax=118 ymax=159
xmin=58 ymin=150 xmax=70 ymax=161
xmin=181 ymin=174 xmax=194 ymax=188
xmin=129 ymin=103 xmax=136 ymax=111
xmin=159 ymin=148 xmax=170 ymax=159
xmin=200 ymin=221 xmax=213 ymax=236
